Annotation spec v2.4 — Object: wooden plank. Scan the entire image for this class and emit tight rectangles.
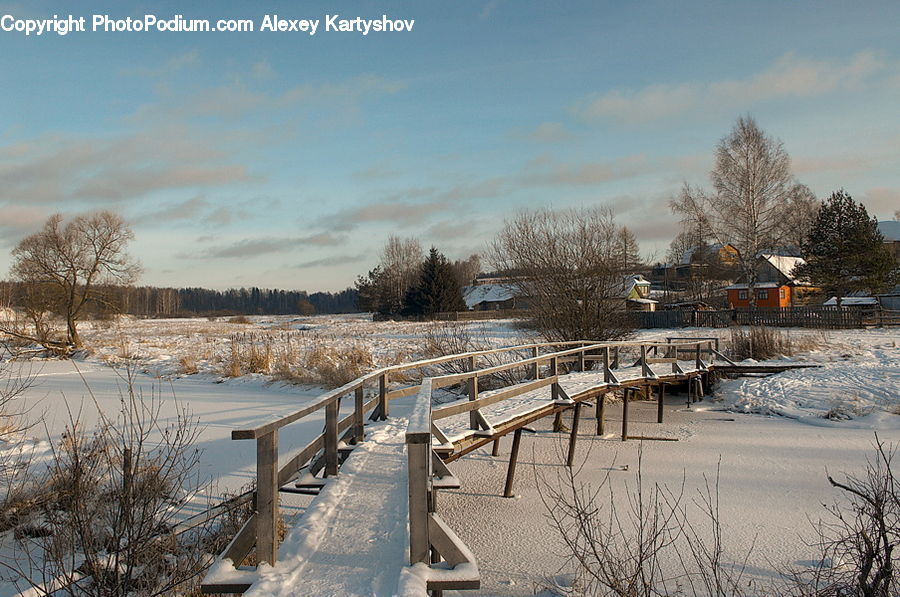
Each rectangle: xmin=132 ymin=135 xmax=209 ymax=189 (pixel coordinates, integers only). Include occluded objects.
xmin=221 ymin=512 xmax=257 ymax=566
xmin=407 ymin=441 xmax=431 ymax=564
xmin=386 ymin=384 xmax=421 ymax=400
xmin=324 ymin=398 xmax=339 ymax=477
xmin=256 ymin=431 xmax=278 ymax=566
xmin=432 ymin=376 xmax=557 ymax=420
xmin=277 ymin=435 xmax=325 ymax=486
xmin=566 ymin=402 xmax=582 ymax=467
xmin=354 ymin=386 xmax=365 ymax=443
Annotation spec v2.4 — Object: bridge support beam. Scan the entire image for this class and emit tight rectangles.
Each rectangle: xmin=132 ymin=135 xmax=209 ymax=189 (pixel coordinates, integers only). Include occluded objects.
xmin=566 ymin=402 xmax=582 ymax=467
xmin=621 ymin=388 xmax=630 ymax=441
xmin=657 ymin=383 xmax=665 ymax=424
xmin=503 ymin=428 xmax=523 ymax=498
xmin=596 ymin=393 xmax=605 ymax=435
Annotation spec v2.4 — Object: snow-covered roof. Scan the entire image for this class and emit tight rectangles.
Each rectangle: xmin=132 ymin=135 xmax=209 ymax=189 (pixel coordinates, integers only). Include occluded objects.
xmin=725 ymin=282 xmax=781 ymax=290
xmin=462 ymin=284 xmax=516 ymax=309
xmin=759 ymin=253 xmax=805 ymax=283
xmin=823 ymin=296 xmax=878 ymax=306
xmin=877 ymin=220 xmax=900 ymax=242
xmin=627 ymin=297 xmax=658 ymax=304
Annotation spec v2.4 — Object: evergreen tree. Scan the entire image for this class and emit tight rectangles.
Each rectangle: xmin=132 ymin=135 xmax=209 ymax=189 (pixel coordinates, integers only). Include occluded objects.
xmin=403 ymin=247 xmax=466 ymax=316
xmin=793 ymin=190 xmax=899 ymax=304
xmin=615 ymin=226 xmax=642 ymax=273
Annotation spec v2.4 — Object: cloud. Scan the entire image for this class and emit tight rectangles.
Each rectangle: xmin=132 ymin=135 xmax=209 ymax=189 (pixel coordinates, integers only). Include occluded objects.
xmin=0 ymin=205 xmax=50 ymax=247
xmin=0 ymin=127 xmax=255 ymax=205
xmin=130 ymin=73 xmax=403 ymax=123
xmin=195 ymin=232 xmax=345 ymax=259
xmin=518 ymin=154 xmax=653 ymax=187
xmin=252 ymin=60 xmax=275 ymax=80
xmin=861 ymin=187 xmax=900 ymax=217
xmin=352 ymin=159 xmax=400 ymax=181
xmin=522 ymin=122 xmax=573 ymax=144
xmin=292 ymin=254 xmax=366 ymax=269
xmin=574 ymin=51 xmax=887 ymax=124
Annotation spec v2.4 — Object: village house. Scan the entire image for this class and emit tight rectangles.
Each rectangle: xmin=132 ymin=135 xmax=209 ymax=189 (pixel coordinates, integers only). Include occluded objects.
xmin=622 ymin=274 xmax=658 ymax=311
xmin=725 ymin=253 xmax=817 ymax=308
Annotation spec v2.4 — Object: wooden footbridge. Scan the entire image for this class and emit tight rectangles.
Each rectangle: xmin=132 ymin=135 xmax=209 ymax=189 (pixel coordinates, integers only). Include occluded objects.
xmin=201 ymin=337 xmax=816 ymax=596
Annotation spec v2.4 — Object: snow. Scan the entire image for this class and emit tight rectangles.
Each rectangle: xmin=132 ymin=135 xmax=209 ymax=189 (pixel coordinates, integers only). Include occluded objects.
xmin=243 ymin=418 xmax=412 ymax=597
xmin=759 ymin=253 xmax=806 ymax=283
xmin=462 ymin=284 xmax=516 ymax=309
xmin=2 ymin=317 xmax=899 ymax=596
xmin=823 ymin=296 xmax=878 ymax=306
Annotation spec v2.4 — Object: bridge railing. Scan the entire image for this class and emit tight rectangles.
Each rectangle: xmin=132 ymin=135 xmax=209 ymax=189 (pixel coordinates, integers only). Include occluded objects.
xmin=210 ymin=336 xmax=719 ymax=590
xmin=403 ymin=338 xmax=718 ymax=591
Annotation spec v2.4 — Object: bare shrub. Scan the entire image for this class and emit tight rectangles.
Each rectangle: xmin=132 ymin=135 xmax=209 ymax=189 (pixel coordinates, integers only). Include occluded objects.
xmin=489 ymin=206 xmax=635 ymax=343
xmin=227 ymin=315 xmax=251 ymax=325
xmin=727 ymin=326 xmax=826 ymax=360
xmin=2 ymin=371 xmax=214 ymax=596
xmin=539 ymin=446 xmax=754 ymax=596
xmin=785 ymin=436 xmax=899 ymax=597
xmin=179 ymin=356 xmax=199 ymax=375
xmin=420 ymin=321 xmax=530 ymax=390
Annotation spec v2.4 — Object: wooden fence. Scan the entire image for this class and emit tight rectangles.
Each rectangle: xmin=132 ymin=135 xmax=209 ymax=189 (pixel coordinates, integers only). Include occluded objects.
xmin=634 ymin=305 xmax=888 ymax=329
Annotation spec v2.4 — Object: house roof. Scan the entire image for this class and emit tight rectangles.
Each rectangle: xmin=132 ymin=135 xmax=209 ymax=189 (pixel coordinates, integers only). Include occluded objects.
xmin=759 ymin=253 xmax=806 ymax=284
xmin=823 ymin=296 xmax=878 ymax=306
xmin=679 ymin=243 xmax=733 ymax=266
xmin=725 ymin=282 xmax=782 ymax=290
xmin=462 ymin=284 xmax=516 ymax=309
xmin=877 ymin=220 xmax=900 ymax=242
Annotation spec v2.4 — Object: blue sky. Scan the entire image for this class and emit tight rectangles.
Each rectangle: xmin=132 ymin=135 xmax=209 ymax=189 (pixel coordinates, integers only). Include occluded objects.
xmin=2 ymin=1 xmax=899 ymax=291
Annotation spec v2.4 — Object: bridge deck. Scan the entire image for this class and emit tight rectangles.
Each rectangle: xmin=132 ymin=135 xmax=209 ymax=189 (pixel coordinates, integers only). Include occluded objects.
xmin=437 ymin=360 xmax=703 ymax=442
xmin=206 ymin=419 xmax=411 ymax=597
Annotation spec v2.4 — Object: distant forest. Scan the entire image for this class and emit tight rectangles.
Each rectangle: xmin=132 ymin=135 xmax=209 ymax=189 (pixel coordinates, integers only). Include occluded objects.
xmin=0 ymin=281 xmax=360 ymax=317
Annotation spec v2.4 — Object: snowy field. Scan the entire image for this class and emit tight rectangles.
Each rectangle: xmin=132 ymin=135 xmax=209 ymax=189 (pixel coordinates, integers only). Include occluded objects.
xmin=0 ymin=315 xmax=897 ymax=595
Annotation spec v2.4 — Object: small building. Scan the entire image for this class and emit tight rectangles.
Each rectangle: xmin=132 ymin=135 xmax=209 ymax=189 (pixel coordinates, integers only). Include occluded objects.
xmin=462 ymin=283 xmax=519 ymax=311
xmin=823 ymin=296 xmax=878 ymax=307
xmin=623 ymin=274 xmax=658 ymax=311
xmin=725 ymin=253 xmax=817 ymax=308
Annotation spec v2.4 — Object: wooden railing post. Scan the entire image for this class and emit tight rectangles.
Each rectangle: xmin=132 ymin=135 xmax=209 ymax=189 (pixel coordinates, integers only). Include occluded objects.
xmin=256 ymin=430 xmax=279 ymax=565
xmin=379 ymin=372 xmax=389 ymax=420
xmin=532 ymin=346 xmax=540 ymax=380
xmin=407 ymin=438 xmax=430 ymax=565
xmin=695 ymin=343 xmax=702 ymax=370
xmin=468 ymin=355 xmax=479 ymax=430
xmin=550 ymin=355 xmax=558 ymax=377
xmin=577 ymin=344 xmax=586 ymax=372
xmin=325 ymin=398 xmax=339 ymax=477
xmin=613 ymin=346 xmax=619 ymax=369
xmin=603 ymin=346 xmax=611 ymax=383
xmin=640 ymin=344 xmax=651 ymax=377
xmin=354 ymin=386 xmax=365 ymax=443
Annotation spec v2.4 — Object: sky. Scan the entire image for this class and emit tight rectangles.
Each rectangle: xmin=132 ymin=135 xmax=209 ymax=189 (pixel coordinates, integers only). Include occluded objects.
xmin=1 ymin=1 xmax=899 ymax=292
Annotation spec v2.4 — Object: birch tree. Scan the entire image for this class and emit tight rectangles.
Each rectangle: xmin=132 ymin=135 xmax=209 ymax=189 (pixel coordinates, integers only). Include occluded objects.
xmin=671 ymin=116 xmax=803 ymax=307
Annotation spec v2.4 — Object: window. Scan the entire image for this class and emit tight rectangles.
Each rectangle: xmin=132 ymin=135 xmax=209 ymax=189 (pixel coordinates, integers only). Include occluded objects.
xmin=738 ymin=290 xmax=747 ymax=300
xmin=779 ymin=288 xmax=786 ymax=300
xmin=757 ymin=289 xmax=768 ymax=299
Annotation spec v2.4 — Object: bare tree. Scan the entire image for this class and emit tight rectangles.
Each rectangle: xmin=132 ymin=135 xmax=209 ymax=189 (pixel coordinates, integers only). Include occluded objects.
xmin=379 ymin=235 xmax=424 ymax=314
xmin=671 ymin=116 xmax=804 ymax=307
xmin=775 ymin=184 xmax=820 ymax=251
xmin=450 ymin=254 xmax=482 ymax=288
xmin=786 ymin=436 xmax=898 ymax=597
xmin=489 ymin=206 xmax=632 ymax=342
xmin=9 ymin=212 xmax=140 ymax=349
xmin=3 ymin=371 xmax=214 ymax=596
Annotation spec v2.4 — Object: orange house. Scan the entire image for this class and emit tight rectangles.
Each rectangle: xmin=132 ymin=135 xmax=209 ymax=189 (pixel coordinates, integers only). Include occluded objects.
xmin=726 ymin=283 xmax=792 ymax=308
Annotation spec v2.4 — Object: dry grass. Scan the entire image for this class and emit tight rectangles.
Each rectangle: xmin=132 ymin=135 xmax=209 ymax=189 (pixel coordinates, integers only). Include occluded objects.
xmin=273 ymin=343 xmax=374 ymax=388
xmin=178 ymin=356 xmax=199 ymax=375
xmin=227 ymin=315 xmax=251 ymax=324
xmin=727 ymin=326 xmax=827 ymax=361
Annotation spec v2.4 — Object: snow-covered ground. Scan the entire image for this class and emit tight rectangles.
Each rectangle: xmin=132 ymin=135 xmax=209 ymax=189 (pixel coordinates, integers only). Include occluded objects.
xmin=0 ymin=317 xmax=897 ymax=596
